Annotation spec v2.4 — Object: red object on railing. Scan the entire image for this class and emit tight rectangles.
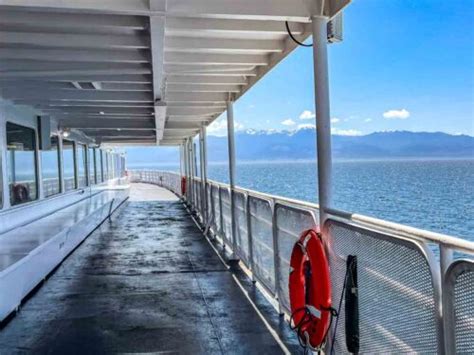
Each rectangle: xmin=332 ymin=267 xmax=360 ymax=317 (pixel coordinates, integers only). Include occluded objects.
xmin=181 ymin=176 xmax=186 ymax=195
xmin=289 ymin=228 xmax=332 ymax=351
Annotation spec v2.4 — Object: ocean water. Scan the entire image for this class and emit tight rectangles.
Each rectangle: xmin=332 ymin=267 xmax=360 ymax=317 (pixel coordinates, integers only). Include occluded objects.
xmin=130 ymin=159 xmax=474 ymax=241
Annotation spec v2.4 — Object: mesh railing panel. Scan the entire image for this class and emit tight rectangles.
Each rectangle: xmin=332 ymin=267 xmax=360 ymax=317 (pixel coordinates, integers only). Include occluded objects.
xmin=275 ymin=204 xmax=318 ymax=312
xmin=249 ymin=196 xmax=275 ymax=293
xmin=327 ymin=219 xmax=440 ymax=354
xmin=211 ymin=185 xmax=221 ymax=234
xmin=220 ymin=188 xmax=232 ymax=246
xmin=445 ymin=260 xmax=474 ymax=354
xmin=234 ymin=191 xmax=249 ymax=263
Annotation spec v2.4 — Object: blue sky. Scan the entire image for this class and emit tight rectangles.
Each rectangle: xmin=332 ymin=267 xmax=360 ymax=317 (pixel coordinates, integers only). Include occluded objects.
xmin=208 ymin=0 xmax=473 ymax=137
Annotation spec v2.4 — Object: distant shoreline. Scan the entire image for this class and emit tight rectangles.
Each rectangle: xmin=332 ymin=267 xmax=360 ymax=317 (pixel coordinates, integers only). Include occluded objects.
xmin=127 ymin=156 xmax=474 ymax=168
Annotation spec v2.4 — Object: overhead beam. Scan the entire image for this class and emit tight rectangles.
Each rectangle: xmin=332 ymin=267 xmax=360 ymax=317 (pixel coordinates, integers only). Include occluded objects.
xmin=0 ymin=48 xmax=150 ymax=63
xmin=0 ymin=31 xmax=149 ymax=49
xmin=166 ymin=83 xmax=240 ymax=93
xmin=167 ymin=106 xmax=222 ymax=115
xmin=0 ymin=0 xmax=349 ymax=19
xmin=164 ymin=53 xmax=268 ymax=66
xmin=166 ymin=92 xmax=228 ymax=103
xmin=164 ymin=65 xmax=257 ymax=76
xmin=0 ymin=74 xmax=152 ymax=83
xmin=0 ymin=68 xmax=151 ymax=78
xmin=166 ymin=18 xmax=304 ymax=35
xmin=165 ymin=121 xmax=205 ymax=130
xmin=166 ymin=37 xmax=283 ymax=54
xmin=2 ymin=89 xmax=153 ymax=102
xmin=0 ymin=81 xmax=152 ymax=91
xmin=166 ymin=75 xmax=247 ymax=85
xmin=0 ymin=10 xmax=147 ymax=30
xmin=60 ymin=118 xmax=155 ymax=130
xmin=85 ymin=130 xmax=156 ymax=138
xmin=40 ymin=107 xmax=154 ymax=115
xmin=149 ymin=13 xmax=166 ymax=144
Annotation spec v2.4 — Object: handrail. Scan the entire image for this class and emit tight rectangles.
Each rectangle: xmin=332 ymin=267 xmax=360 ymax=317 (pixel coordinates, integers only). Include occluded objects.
xmin=325 ymin=207 xmax=474 ymax=254
xmin=130 ymin=170 xmax=473 ymax=254
xmin=129 ymin=169 xmax=473 ymax=353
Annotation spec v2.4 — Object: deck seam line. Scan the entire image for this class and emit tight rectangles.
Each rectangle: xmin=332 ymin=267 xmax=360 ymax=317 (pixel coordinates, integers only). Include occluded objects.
xmin=184 ymin=250 xmax=225 ymax=354
xmin=185 ymin=203 xmax=292 ymax=355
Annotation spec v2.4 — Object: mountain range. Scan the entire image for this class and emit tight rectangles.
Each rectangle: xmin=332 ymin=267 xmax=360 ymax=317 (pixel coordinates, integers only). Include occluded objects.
xmin=126 ymin=129 xmax=474 ymax=165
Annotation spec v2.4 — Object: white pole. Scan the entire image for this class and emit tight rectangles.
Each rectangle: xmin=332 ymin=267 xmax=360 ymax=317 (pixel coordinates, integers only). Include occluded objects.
xmin=199 ymin=127 xmax=206 ymax=219
xmin=312 ymin=15 xmax=333 ymax=229
xmin=201 ymin=124 xmax=209 ymax=223
xmin=179 ymin=143 xmax=183 ymax=177
xmin=226 ymin=100 xmax=238 ymax=257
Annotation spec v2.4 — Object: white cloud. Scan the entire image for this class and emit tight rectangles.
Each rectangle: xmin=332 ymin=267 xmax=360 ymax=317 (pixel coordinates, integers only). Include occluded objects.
xmin=331 ymin=128 xmax=363 ymax=136
xmin=364 ymin=118 xmax=373 ymax=123
xmin=331 ymin=117 xmax=340 ymax=124
xmin=383 ymin=109 xmax=410 ymax=120
xmin=281 ymin=119 xmax=296 ymax=126
xmin=207 ymin=118 xmax=244 ymax=136
xmin=299 ymin=110 xmax=316 ymax=120
xmin=297 ymin=123 xmax=316 ymax=130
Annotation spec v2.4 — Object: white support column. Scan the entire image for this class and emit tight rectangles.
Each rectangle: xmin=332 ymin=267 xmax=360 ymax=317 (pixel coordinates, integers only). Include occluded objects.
xmin=200 ymin=124 xmax=208 ymax=224
xmin=312 ymin=15 xmax=333 ymax=230
xmin=186 ymin=138 xmax=192 ymax=204
xmin=179 ymin=143 xmax=183 ymax=177
xmin=226 ymin=100 xmax=238 ymax=257
xmin=199 ymin=129 xmax=205 ymax=219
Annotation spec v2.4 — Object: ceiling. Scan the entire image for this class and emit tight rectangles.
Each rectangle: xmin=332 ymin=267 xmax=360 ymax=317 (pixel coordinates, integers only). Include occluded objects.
xmin=0 ymin=0 xmax=348 ymax=146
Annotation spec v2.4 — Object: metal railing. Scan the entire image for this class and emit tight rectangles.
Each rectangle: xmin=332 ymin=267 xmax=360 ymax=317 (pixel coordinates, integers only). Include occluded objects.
xmin=129 ymin=170 xmax=474 ymax=354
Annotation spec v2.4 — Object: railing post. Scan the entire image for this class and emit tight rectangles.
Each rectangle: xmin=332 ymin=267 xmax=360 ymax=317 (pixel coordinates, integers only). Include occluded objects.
xmin=271 ymin=198 xmax=283 ymax=314
xmin=226 ymin=99 xmax=238 ymax=259
xmin=246 ymin=193 xmax=256 ymax=282
xmin=312 ymin=15 xmax=333 ymax=230
xmin=199 ymin=124 xmax=208 ymax=224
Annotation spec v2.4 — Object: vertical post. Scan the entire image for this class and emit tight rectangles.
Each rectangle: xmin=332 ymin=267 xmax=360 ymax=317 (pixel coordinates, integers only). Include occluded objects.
xmin=200 ymin=124 xmax=208 ymax=224
xmin=226 ymin=100 xmax=238 ymax=258
xmin=179 ymin=143 xmax=183 ymax=177
xmin=191 ymin=139 xmax=198 ymax=211
xmin=199 ymin=129 xmax=205 ymax=219
xmin=186 ymin=138 xmax=192 ymax=205
xmin=312 ymin=15 xmax=333 ymax=229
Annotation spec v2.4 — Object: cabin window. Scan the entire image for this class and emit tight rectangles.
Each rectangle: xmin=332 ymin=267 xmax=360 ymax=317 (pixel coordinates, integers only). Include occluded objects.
xmin=99 ymin=150 xmax=104 ymax=182
xmin=76 ymin=143 xmax=87 ymax=188
xmin=105 ymin=152 xmax=109 ymax=180
xmin=7 ymin=122 xmax=38 ymax=206
xmin=62 ymin=139 xmax=76 ymax=191
xmin=89 ymin=147 xmax=96 ymax=185
xmin=41 ymin=136 xmax=61 ymax=197
xmin=109 ymin=153 xmax=114 ymax=179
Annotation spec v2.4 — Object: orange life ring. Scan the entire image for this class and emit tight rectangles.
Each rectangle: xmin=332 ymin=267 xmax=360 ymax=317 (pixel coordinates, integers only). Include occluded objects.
xmin=13 ymin=184 xmax=29 ymax=204
xmin=181 ymin=176 xmax=186 ymax=195
xmin=289 ymin=228 xmax=332 ymax=350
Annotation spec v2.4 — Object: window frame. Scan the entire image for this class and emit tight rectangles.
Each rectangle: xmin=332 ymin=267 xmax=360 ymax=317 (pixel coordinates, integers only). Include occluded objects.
xmin=6 ymin=121 xmax=39 ymax=207
xmin=41 ymin=135 xmax=61 ymax=198
xmin=76 ymin=142 xmax=88 ymax=189
xmin=62 ymin=138 xmax=77 ymax=192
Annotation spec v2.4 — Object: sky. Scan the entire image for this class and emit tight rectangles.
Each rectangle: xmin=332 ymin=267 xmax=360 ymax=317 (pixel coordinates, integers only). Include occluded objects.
xmin=207 ymin=0 xmax=474 ymax=137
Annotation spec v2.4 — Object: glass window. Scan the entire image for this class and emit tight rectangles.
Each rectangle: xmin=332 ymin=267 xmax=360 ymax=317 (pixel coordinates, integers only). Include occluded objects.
xmin=76 ymin=143 xmax=87 ymax=188
xmin=62 ymin=139 xmax=76 ymax=192
xmin=41 ymin=136 xmax=60 ymax=197
xmin=109 ymin=153 xmax=114 ymax=179
xmin=105 ymin=152 xmax=110 ymax=181
xmin=7 ymin=122 xmax=38 ymax=206
xmin=99 ymin=150 xmax=104 ymax=182
xmin=89 ymin=147 xmax=96 ymax=185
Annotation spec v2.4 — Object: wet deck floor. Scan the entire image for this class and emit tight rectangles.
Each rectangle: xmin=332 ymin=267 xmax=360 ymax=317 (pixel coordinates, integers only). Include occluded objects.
xmin=0 ymin=183 xmax=298 ymax=354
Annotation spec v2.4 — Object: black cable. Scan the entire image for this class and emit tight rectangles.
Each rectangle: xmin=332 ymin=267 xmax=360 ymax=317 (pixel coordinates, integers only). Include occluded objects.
xmin=285 ymin=21 xmax=313 ymax=47
xmin=329 ymin=257 xmax=355 ymax=355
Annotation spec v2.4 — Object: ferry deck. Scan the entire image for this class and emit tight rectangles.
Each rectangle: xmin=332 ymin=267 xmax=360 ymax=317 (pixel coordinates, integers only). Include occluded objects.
xmin=0 ymin=1 xmax=472 ymax=354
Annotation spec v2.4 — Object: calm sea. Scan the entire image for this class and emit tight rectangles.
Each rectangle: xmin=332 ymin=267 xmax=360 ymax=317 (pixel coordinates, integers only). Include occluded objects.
xmin=129 ymin=159 xmax=474 ymax=241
